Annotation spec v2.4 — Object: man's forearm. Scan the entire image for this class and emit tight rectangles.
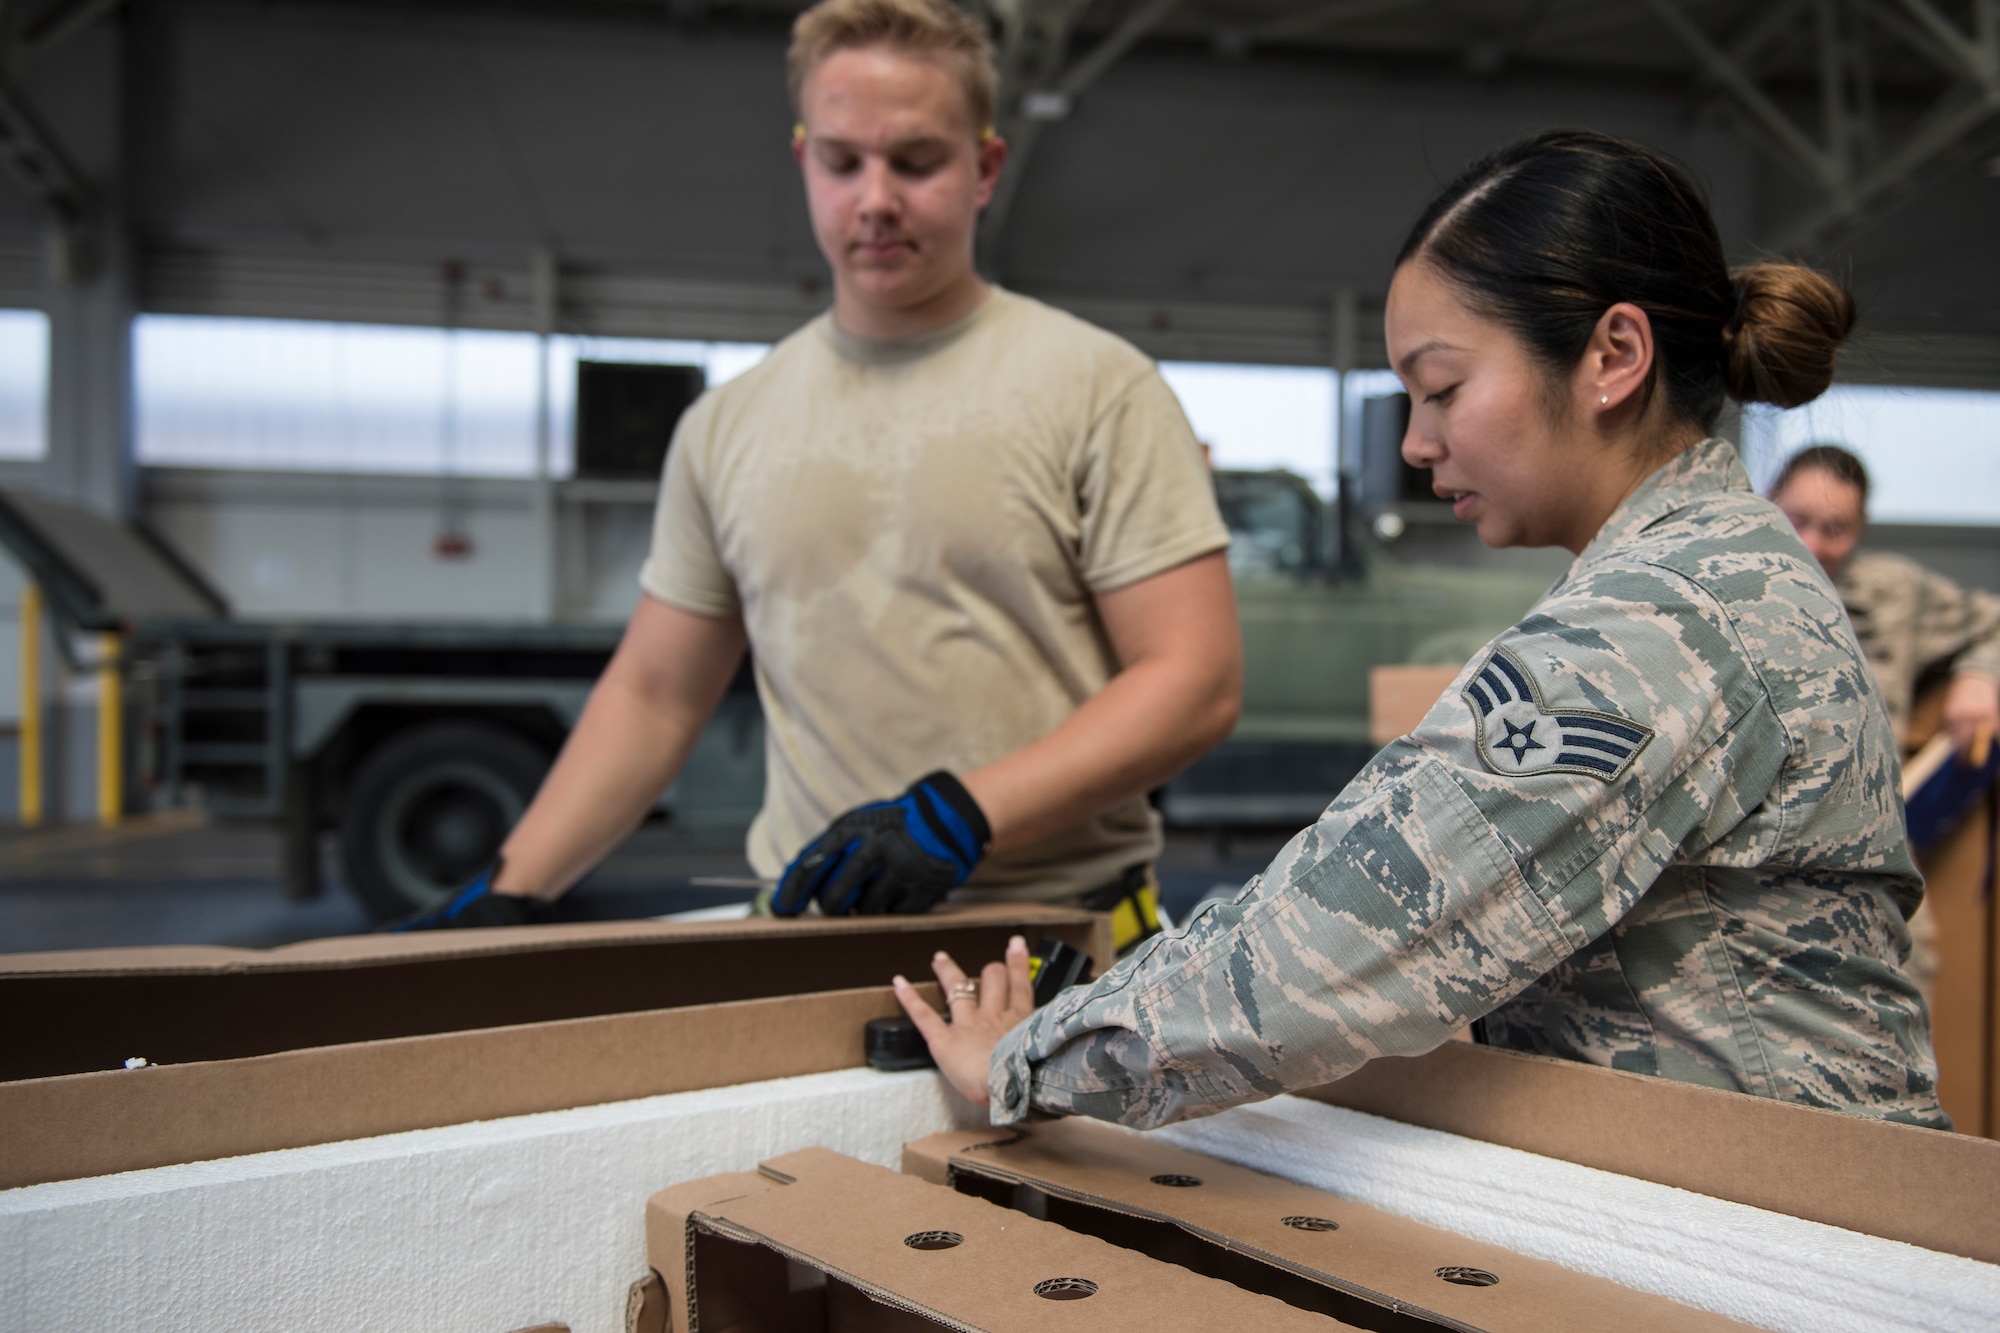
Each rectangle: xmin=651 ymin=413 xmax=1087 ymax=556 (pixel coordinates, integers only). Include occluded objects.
xmin=491 ymin=677 xmax=712 ymax=898
xmin=963 ymin=551 xmax=1241 ymax=853
xmin=493 ymin=597 xmax=748 ymax=900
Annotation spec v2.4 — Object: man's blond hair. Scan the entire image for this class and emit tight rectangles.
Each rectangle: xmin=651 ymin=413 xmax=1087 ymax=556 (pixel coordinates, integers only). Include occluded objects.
xmin=787 ymin=0 xmax=997 ymax=134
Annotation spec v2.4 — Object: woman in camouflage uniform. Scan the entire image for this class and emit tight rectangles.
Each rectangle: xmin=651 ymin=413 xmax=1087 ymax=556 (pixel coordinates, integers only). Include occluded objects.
xmin=895 ymin=129 xmax=1947 ymax=1131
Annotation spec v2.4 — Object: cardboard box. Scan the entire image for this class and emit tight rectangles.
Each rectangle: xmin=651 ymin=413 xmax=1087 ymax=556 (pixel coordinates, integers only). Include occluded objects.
xmin=904 ymin=1119 xmax=1750 ymax=1332
xmin=1912 ymin=774 xmax=1999 ymax=1136
xmin=0 ymin=906 xmax=1110 ymax=1081
xmin=640 ymin=1146 xmax=1350 ymax=1331
xmin=1304 ymin=1040 xmax=2000 ymax=1266
xmin=0 ymin=906 xmax=1107 ymax=1188
xmin=1368 ymin=664 xmax=1461 ymax=745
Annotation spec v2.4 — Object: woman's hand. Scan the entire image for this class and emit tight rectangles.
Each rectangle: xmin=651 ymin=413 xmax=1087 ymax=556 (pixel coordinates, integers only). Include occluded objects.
xmin=1943 ymin=670 xmax=1999 ymax=761
xmin=892 ymin=935 xmax=1036 ymax=1107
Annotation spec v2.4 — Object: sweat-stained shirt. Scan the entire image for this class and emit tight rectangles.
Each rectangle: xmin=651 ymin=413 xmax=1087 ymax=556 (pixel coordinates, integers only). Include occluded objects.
xmin=990 ymin=437 xmax=1945 ymax=1129
xmin=639 ymin=289 xmax=1230 ymax=903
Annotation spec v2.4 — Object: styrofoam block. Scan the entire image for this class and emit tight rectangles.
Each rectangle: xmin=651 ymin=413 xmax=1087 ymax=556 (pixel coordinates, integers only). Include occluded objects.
xmin=0 ymin=1067 xmax=973 ymax=1333
xmin=10 ymin=1066 xmax=1993 ymax=1333
xmin=1149 ymin=1095 xmax=2000 ymax=1333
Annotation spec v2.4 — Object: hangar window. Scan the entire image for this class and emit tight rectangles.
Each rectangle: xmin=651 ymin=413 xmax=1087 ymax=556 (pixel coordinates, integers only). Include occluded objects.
xmin=1741 ymin=386 xmax=2000 ymax=525
xmin=134 ymin=314 xmax=767 ymax=476
xmin=1159 ymin=361 xmax=1337 ymax=496
xmin=0 ymin=308 xmax=49 ymax=460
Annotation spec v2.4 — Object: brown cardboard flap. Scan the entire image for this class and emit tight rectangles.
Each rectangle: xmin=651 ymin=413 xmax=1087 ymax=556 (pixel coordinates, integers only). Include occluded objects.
xmin=908 ymin=1119 xmax=1747 ymax=1333
xmin=624 ymin=1272 xmax=668 ymax=1333
xmin=0 ymin=983 xmax=931 ymax=1190
xmin=901 ymin=1128 xmax=1019 ymax=1185
xmin=1369 ymin=664 xmax=1461 ymax=744
xmin=646 ymin=1147 xmax=1349 ymax=1331
xmin=0 ymin=905 xmax=1109 ymax=1082
xmin=1304 ymin=1041 xmax=2000 ymax=1264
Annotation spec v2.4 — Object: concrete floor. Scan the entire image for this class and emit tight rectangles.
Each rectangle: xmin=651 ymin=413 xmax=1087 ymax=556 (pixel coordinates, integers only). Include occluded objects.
xmin=0 ymin=815 xmax=1289 ymax=956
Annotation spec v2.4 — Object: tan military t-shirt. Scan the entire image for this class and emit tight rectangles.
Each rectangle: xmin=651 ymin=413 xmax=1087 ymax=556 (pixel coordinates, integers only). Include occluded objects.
xmin=640 ymin=289 xmax=1230 ymax=902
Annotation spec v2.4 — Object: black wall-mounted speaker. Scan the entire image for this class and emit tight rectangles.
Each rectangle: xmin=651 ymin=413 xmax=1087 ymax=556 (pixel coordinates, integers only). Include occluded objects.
xmin=574 ymin=361 xmax=706 ymax=481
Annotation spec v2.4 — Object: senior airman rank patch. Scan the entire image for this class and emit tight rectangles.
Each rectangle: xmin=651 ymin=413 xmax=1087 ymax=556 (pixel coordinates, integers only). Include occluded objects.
xmin=1464 ymin=645 xmax=1653 ymax=781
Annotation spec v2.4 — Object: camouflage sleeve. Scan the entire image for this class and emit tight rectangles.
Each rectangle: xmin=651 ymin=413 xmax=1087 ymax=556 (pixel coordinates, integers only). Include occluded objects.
xmin=1912 ymin=563 xmax=2000 ymax=683
xmin=988 ymin=559 xmax=1792 ymax=1129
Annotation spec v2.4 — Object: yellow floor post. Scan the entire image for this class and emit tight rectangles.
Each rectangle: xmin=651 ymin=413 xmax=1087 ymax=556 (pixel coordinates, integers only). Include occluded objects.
xmin=98 ymin=631 xmax=122 ymax=829
xmin=18 ymin=581 xmax=41 ymax=828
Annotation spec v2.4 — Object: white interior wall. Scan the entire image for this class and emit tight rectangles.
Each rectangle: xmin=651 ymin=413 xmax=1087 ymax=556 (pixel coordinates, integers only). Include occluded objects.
xmin=141 ymin=469 xmax=613 ymax=623
xmin=559 ymin=497 xmax=656 ymax=624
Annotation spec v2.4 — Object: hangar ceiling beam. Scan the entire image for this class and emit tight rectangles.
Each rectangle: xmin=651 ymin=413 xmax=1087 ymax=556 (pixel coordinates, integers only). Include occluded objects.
xmin=0 ymin=0 xmax=127 ymax=227
xmin=18 ymin=0 xmax=124 ymax=63
xmin=979 ymin=0 xmax=1186 ymax=272
xmin=1859 ymin=0 xmax=1968 ymax=73
xmin=1060 ymin=0 xmax=1179 ymax=99
xmin=1245 ymin=0 xmax=1430 ymax=45
xmin=1643 ymin=0 xmax=2000 ymax=250
xmin=1640 ymin=0 xmax=1844 ymax=190
xmin=1724 ymin=0 xmax=1814 ymax=76
xmin=979 ymin=0 xmax=1426 ymax=270
xmin=1779 ymin=81 xmax=2000 ymax=246
xmin=1889 ymin=0 xmax=2000 ymax=85
xmin=1780 ymin=0 xmax=2000 ymax=246
xmin=0 ymin=75 xmax=89 ymax=223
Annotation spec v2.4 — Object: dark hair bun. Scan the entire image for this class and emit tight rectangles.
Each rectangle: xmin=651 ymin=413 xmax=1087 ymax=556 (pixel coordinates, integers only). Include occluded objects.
xmin=1723 ymin=263 xmax=1856 ymax=410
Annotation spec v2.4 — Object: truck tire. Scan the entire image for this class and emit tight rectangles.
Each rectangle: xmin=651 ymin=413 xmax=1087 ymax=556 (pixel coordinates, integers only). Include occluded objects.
xmin=338 ymin=720 xmax=552 ymax=921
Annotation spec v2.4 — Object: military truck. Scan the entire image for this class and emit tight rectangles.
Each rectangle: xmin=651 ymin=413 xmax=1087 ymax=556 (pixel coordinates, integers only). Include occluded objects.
xmin=0 ymin=488 xmax=761 ymax=921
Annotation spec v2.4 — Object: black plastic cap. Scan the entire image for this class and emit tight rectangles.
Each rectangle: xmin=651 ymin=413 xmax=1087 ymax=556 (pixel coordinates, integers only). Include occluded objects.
xmin=864 ymin=1016 xmax=937 ymax=1071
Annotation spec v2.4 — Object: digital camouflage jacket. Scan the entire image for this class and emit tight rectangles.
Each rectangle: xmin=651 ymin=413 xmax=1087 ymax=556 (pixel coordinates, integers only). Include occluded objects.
xmin=1836 ymin=549 xmax=2000 ymax=743
xmin=990 ymin=438 xmax=1946 ymax=1131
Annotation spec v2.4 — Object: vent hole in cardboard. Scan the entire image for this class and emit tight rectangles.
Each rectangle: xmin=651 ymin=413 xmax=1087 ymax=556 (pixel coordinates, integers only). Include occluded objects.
xmin=1282 ymin=1215 xmax=1340 ymax=1232
xmin=903 ymin=1231 xmax=964 ymax=1251
xmin=1034 ymin=1278 xmax=1099 ymax=1301
xmin=949 ymin=1172 xmax=1454 ymax=1331
xmin=1149 ymin=1173 xmax=1203 ymax=1187
xmin=1436 ymin=1267 xmax=1499 ymax=1287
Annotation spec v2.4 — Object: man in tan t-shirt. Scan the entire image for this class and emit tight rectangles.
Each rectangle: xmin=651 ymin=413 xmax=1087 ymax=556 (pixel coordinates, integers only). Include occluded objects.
xmin=396 ymin=0 xmax=1241 ymax=935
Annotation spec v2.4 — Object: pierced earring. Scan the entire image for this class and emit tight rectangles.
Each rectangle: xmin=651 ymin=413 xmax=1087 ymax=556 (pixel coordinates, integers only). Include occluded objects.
xmin=1600 ymin=395 xmax=1610 ymax=406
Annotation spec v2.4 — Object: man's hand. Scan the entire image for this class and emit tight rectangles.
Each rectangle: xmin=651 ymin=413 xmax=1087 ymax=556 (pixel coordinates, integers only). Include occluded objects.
xmin=892 ymin=936 xmax=1035 ymax=1106
xmin=385 ymin=864 xmax=557 ymax=932
xmin=1944 ymin=671 xmax=1999 ymax=761
xmin=773 ymin=771 xmax=990 ymax=915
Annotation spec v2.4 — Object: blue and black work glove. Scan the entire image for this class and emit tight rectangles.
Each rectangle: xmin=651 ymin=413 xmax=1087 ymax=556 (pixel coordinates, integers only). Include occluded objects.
xmin=385 ymin=862 xmax=558 ymax=932
xmin=773 ymin=771 xmax=991 ymax=916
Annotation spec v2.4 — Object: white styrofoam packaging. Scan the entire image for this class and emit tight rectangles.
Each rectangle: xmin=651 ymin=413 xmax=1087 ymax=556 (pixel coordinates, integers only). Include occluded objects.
xmin=1153 ymin=1095 xmax=2000 ymax=1333
xmin=0 ymin=1067 xmax=973 ymax=1333
xmin=9 ymin=1064 xmax=2000 ymax=1332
